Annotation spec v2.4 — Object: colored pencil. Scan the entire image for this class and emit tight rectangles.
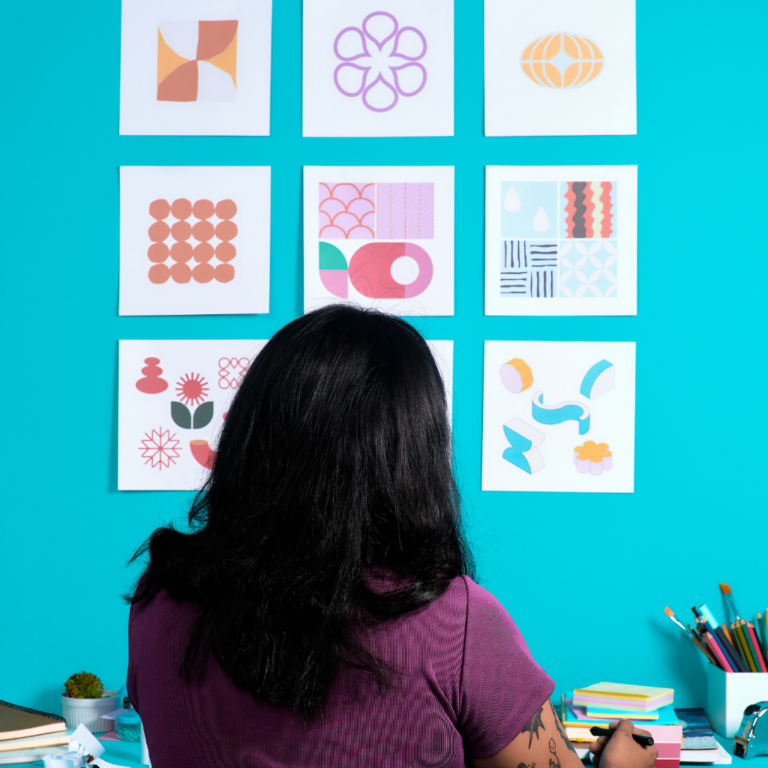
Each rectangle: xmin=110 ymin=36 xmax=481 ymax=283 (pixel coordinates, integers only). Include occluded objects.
xmin=736 ymin=621 xmax=758 ymax=672
xmin=700 ymin=615 xmax=743 ymax=672
xmin=732 ymin=622 xmax=752 ymax=668
xmin=714 ymin=625 xmax=748 ymax=672
xmin=759 ymin=612 xmax=768 ymax=660
xmin=703 ymin=631 xmax=734 ymax=672
xmin=688 ymin=626 xmax=719 ymax=666
xmin=747 ymin=622 xmax=768 ymax=672
xmin=722 ymin=624 xmax=734 ymax=646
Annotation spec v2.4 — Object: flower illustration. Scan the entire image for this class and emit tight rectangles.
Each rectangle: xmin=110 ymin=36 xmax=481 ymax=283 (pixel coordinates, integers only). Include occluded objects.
xmin=574 ymin=441 xmax=613 ymax=476
xmin=559 ymin=241 xmax=617 ymax=297
xmin=333 ymin=12 xmax=427 ymax=113
xmin=139 ymin=428 xmax=182 ymax=470
xmin=176 ymin=373 xmax=210 ymax=406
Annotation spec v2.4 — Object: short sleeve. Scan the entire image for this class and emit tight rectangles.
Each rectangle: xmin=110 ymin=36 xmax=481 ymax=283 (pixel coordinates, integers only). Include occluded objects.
xmin=457 ymin=577 xmax=555 ymax=760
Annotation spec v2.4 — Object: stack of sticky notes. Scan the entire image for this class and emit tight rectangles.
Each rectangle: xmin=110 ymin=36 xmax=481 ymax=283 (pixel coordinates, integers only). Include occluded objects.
xmin=560 ymin=684 xmax=682 ymax=768
xmin=574 ymin=682 xmax=675 ymax=716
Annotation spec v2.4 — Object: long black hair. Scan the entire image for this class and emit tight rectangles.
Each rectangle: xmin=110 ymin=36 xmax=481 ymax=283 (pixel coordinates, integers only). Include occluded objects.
xmin=128 ymin=305 xmax=473 ymax=718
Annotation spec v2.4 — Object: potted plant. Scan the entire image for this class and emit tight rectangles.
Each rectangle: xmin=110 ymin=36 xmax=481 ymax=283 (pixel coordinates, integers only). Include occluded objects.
xmin=60 ymin=672 xmax=119 ymax=733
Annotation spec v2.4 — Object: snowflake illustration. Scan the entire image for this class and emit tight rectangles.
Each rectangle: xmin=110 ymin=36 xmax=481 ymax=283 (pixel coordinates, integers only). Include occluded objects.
xmin=139 ymin=428 xmax=182 ymax=470
xmin=333 ymin=12 xmax=427 ymax=113
xmin=176 ymin=373 xmax=210 ymax=406
xmin=559 ymin=241 xmax=617 ymax=297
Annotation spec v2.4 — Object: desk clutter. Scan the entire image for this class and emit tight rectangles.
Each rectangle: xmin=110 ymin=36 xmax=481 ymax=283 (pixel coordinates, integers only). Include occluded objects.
xmin=559 ymin=683 xmax=733 ymax=766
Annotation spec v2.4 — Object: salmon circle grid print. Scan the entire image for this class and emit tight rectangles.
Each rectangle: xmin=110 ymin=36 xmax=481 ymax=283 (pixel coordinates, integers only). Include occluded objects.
xmin=521 ymin=33 xmax=603 ymax=89
xmin=148 ymin=198 xmax=238 ymax=285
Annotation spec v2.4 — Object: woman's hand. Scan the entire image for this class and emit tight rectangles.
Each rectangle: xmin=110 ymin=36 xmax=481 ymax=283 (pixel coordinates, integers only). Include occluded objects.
xmin=589 ymin=720 xmax=658 ymax=768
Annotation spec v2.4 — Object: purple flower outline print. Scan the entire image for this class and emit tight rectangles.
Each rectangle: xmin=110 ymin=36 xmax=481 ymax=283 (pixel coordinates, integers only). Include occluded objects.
xmin=333 ymin=11 xmax=427 ymax=113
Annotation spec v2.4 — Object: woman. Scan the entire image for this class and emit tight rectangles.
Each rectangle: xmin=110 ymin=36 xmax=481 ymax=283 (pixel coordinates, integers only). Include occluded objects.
xmin=127 ymin=305 xmax=655 ymax=768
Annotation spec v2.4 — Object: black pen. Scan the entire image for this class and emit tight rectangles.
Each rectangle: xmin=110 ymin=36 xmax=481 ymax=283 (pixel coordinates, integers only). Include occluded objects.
xmin=589 ymin=726 xmax=654 ymax=747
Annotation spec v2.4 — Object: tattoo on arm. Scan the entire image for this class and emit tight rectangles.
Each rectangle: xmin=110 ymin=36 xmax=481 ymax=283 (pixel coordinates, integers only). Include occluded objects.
xmin=549 ymin=701 xmax=577 ymax=754
xmin=549 ymin=739 xmax=561 ymax=768
xmin=517 ymin=763 xmax=536 ymax=768
xmin=521 ymin=706 xmax=546 ymax=748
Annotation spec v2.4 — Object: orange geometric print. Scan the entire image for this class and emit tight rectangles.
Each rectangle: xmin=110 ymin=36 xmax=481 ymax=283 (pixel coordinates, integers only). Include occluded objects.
xmin=148 ymin=198 xmax=238 ymax=285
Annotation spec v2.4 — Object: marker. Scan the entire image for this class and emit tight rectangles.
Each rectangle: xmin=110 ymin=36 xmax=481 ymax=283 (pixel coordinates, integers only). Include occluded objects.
xmin=589 ymin=727 xmax=654 ymax=747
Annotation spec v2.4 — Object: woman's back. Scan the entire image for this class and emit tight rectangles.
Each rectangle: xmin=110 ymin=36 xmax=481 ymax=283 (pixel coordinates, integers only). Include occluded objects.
xmin=129 ymin=576 xmax=553 ymax=768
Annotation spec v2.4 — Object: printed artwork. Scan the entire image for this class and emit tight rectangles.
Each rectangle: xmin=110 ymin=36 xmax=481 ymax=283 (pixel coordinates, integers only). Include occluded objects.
xmin=120 ymin=339 xmax=453 ymax=490
xmin=303 ymin=0 xmax=454 ymax=137
xmin=157 ymin=20 xmax=238 ymax=102
xmin=120 ymin=0 xmax=273 ymax=136
xmin=147 ymin=197 xmax=238 ymax=285
xmin=484 ymin=0 xmax=636 ymax=136
xmin=120 ymin=166 xmax=271 ymax=316
xmin=306 ymin=167 xmax=454 ymax=315
xmin=485 ymin=166 xmax=637 ymax=316
xmin=119 ymin=340 xmax=268 ymax=491
xmin=333 ymin=12 xmax=427 ymax=113
xmin=482 ymin=341 xmax=636 ymax=493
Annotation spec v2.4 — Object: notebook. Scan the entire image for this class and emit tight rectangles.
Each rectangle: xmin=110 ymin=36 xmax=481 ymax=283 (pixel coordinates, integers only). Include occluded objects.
xmin=0 ymin=746 xmax=66 ymax=765
xmin=574 ymin=682 xmax=674 ymax=712
xmin=0 ymin=700 xmax=66 ymax=741
xmin=0 ymin=731 xmax=72 ymax=753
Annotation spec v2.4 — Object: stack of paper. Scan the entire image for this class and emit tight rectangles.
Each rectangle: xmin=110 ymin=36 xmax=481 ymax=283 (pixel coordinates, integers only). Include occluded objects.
xmin=574 ymin=683 xmax=675 ymax=715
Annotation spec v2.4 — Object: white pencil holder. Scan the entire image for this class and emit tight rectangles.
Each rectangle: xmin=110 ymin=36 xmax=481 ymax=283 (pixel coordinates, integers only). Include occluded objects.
xmin=707 ymin=664 xmax=768 ymax=737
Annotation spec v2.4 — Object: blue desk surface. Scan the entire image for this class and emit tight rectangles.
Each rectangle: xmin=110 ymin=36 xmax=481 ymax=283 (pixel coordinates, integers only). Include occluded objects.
xmin=25 ymin=733 xmax=768 ymax=767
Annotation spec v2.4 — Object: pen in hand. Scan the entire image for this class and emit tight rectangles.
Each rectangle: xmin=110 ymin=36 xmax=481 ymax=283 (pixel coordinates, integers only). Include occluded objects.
xmin=590 ymin=726 xmax=655 ymax=747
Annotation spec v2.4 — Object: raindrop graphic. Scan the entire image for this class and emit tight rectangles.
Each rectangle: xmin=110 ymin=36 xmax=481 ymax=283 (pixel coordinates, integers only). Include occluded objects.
xmin=504 ymin=185 xmax=522 ymax=212
xmin=533 ymin=206 xmax=550 ymax=232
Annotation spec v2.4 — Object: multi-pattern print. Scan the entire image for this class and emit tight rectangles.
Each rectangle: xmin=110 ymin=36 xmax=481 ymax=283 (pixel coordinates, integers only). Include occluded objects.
xmin=319 ymin=183 xmax=376 ymax=239
xmin=500 ymin=181 xmax=618 ymax=298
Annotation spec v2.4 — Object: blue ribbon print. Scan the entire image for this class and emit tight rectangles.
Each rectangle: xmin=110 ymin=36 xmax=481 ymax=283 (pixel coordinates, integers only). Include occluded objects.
xmin=531 ymin=391 xmax=590 ymax=435
xmin=502 ymin=418 xmax=545 ymax=474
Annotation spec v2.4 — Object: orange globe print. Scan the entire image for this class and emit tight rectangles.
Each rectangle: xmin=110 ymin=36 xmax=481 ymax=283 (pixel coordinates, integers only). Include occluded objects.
xmin=521 ymin=33 xmax=603 ymax=89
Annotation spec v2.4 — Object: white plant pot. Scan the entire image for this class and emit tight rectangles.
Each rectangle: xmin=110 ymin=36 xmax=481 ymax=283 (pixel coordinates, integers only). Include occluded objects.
xmin=61 ymin=690 xmax=119 ymax=733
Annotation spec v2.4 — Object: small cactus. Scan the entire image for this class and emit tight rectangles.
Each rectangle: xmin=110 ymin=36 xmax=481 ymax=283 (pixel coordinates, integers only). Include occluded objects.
xmin=64 ymin=671 xmax=104 ymax=699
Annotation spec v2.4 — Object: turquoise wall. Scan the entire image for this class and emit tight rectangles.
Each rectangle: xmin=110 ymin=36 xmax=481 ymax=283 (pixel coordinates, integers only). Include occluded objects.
xmin=3 ymin=0 xmax=766 ymax=714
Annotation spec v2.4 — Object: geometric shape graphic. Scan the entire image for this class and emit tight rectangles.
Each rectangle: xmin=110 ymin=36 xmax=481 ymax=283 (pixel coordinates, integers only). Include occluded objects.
xmin=580 ymin=360 xmax=615 ymax=400
xmin=190 ymin=439 xmax=216 ymax=469
xmin=333 ymin=12 xmax=427 ymax=113
xmin=574 ymin=440 xmax=612 ymax=476
xmin=192 ymin=401 xmax=214 ymax=429
xmin=319 ymin=183 xmax=375 ymax=239
xmin=521 ymin=33 xmax=603 ymax=89
xmin=559 ymin=241 xmax=617 ymax=297
xmin=319 ymin=242 xmax=349 ymax=298
xmin=500 ymin=182 xmax=558 ymax=239
xmin=532 ymin=391 xmax=590 ymax=435
xmin=502 ymin=418 xmax=545 ymax=474
xmin=377 ymin=183 xmax=434 ymax=239
xmin=147 ymin=198 xmax=238 ymax=285
xmin=218 ymin=357 xmax=250 ymax=389
xmin=501 ymin=240 xmax=557 ymax=298
xmin=157 ymin=21 xmax=238 ymax=102
xmin=175 ymin=373 xmax=209 ymax=405
xmin=563 ymin=182 xmax=616 ymax=238
xmin=348 ymin=242 xmax=433 ymax=299
xmin=171 ymin=401 xmax=192 ymax=429
xmin=139 ymin=428 xmax=182 ymax=470
xmin=135 ymin=357 xmax=169 ymax=394
xmin=499 ymin=358 xmax=534 ymax=394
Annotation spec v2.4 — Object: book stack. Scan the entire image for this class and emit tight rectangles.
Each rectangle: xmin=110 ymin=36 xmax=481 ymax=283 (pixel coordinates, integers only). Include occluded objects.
xmin=0 ymin=700 xmax=70 ymax=765
xmin=561 ymin=683 xmax=682 ymax=768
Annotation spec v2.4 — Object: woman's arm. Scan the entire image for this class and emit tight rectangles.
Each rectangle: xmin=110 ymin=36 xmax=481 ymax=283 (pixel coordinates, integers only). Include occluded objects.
xmin=472 ymin=703 xmax=657 ymax=768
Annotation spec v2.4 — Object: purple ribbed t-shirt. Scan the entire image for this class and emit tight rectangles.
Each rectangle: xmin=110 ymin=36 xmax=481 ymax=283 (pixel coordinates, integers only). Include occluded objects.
xmin=127 ymin=576 xmax=554 ymax=767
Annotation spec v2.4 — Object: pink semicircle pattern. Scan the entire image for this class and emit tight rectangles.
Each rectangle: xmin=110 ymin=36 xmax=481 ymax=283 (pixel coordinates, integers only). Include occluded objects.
xmin=319 ymin=183 xmax=375 ymax=239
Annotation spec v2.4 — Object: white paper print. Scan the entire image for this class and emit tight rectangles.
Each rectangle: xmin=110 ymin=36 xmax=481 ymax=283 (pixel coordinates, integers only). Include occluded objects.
xmin=119 ymin=340 xmax=268 ymax=490
xmin=303 ymin=0 xmax=454 ymax=136
xmin=485 ymin=166 xmax=637 ymax=316
xmin=304 ymin=167 xmax=454 ymax=315
xmin=120 ymin=167 xmax=271 ymax=316
xmin=482 ymin=341 xmax=636 ymax=493
xmin=120 ymin=0 xmax=272 ymax=136
xmin=120 ymin=339 xmax=453 ymax=490
xmin=484 ymin=0 xmax=636 ymax=136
